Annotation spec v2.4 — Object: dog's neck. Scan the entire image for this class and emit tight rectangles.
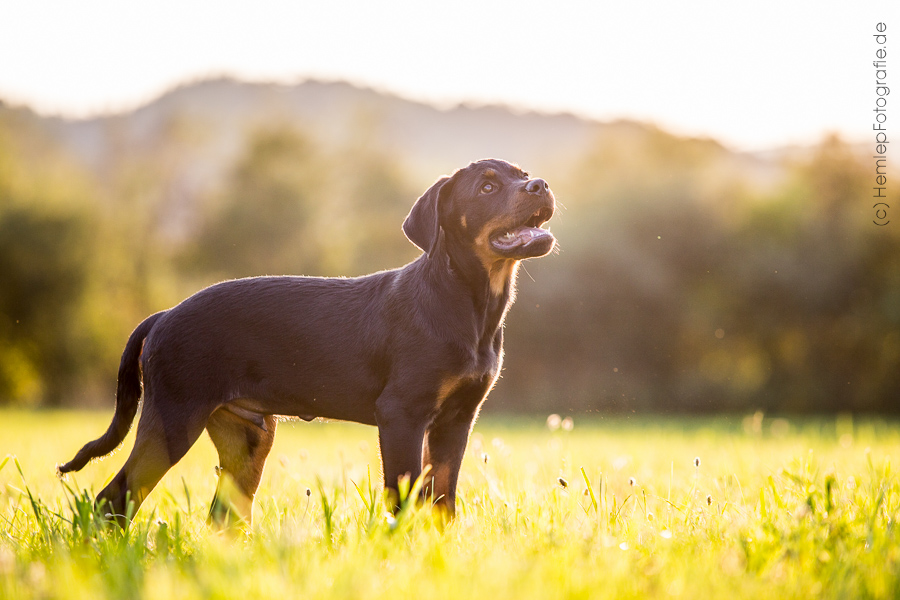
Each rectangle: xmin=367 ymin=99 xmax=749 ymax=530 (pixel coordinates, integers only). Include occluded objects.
xmin=483 ymin=259 xmax=519 ymax=338
xmin=430 ymin=240 xmax=519 ymax=342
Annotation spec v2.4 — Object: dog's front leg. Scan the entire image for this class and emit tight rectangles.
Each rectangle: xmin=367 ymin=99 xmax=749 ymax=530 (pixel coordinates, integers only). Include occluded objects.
xmin=374 ymin=393 xmax=428 ymax=511
xmin=421 ymin=382 xmax=488 ymax=518
xmin=422 ymin=416 xmax=474 ymax=517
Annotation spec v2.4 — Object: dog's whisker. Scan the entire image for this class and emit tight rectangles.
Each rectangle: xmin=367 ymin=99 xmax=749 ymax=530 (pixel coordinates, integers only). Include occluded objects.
xmin=521 ymin=264 xmax=536 ymax=284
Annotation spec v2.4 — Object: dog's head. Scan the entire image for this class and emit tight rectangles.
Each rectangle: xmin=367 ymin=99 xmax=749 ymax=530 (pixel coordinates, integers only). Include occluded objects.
xmin=403 ymin=159 xmax=556 ymax=274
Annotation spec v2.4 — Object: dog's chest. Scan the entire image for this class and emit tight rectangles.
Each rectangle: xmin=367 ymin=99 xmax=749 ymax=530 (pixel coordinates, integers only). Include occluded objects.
xmin=434 ymin=338 xmax=502 ymax=410
xmin=456 ymin=329 xmax=503 ymax=381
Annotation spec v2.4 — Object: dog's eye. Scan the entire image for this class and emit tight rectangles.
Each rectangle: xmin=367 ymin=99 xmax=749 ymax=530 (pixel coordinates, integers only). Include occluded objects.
xmin=481 ymin=182 xmax=496 ymax=194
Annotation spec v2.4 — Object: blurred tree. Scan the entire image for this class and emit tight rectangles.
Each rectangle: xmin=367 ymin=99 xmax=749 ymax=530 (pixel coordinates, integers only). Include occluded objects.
xmin=0 ymin=208 xmax=92 ymax=404
xmin=183 ymin=121 xmax=420 ymax=280
xmin=0 ymin=111 xmax=102 ymax=405
xmin=721 ymin=135 xmax=900 ymax=412
xmin=497 ymin=126 xmax=738 ymax=413
xmin=185 ymin=125 xmax=327 ymax=279
xmin=495 ymin=132 xmax=900 ymax=415
xmin=333 ymin=147 xmax=421 ymax=275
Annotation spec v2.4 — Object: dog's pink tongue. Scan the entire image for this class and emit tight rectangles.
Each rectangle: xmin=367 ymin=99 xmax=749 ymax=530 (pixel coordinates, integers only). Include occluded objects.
xmin=495 ymin=226 xmax=554 ymax=249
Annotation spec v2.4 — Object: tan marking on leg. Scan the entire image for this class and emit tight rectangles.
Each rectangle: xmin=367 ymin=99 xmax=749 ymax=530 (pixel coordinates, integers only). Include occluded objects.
xmin=99 ymin=402 xmax=193 ymax=524
xmin=207 ymin=409 xmax=277 ymax=528
xmin=436 ymin=376 xmax=462 ymax=408
xmin=420 ymin=457 xmax=456 ymax=522
xmin=428 ymin=463 xmax=452 ymax=504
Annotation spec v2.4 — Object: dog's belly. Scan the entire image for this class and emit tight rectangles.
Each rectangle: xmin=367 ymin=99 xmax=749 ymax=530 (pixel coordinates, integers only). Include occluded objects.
xmin=225 ymin=390 xmax=380 ymax=427
xmin=228 ymin=362 xmax=384 ymax=426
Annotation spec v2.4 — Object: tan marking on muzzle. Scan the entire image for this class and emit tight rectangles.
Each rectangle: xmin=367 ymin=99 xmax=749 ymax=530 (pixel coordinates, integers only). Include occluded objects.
xmin=473 ymin=214 xmax=520 ymax=296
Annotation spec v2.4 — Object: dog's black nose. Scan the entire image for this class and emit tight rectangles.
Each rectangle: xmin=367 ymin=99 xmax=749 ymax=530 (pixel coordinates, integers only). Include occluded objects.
xmin=525 ymin=178 xmax=550 ymax=195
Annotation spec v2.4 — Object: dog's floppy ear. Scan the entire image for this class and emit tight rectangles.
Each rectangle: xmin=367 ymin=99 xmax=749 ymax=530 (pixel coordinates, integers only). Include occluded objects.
xmin=403 ymin=175 xmax=451 ymax=257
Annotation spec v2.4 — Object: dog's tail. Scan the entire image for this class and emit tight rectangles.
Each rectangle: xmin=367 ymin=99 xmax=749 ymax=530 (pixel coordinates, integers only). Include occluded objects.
xmin=58 ymin=311 xmax=166 ymax=475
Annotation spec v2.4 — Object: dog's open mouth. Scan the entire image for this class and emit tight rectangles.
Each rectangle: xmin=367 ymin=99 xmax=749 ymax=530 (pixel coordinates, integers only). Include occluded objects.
xmin=491 ymin=206 xmax=555 ymax=253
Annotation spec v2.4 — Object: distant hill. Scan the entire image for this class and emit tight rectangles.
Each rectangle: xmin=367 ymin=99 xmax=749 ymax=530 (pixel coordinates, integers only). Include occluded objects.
xmin=31 ymin=78 xmax=596 ymax=182
xmin=4 ymin=77 xmax=784 ymax=191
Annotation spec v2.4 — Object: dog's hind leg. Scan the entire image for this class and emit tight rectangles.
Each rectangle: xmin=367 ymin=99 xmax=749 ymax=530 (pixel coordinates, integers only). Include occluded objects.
xmin=206 ymin=408 xmax=277 ymax=528
xmin=96 ymin=394 xmax=211 ymax=528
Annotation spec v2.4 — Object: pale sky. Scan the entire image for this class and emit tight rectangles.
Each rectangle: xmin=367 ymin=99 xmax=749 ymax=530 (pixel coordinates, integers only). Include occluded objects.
xmin=0 ymin=0 xmax=895 ymax=151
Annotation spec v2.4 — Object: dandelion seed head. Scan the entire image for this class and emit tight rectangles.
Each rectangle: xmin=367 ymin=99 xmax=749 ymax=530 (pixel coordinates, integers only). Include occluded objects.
xmin=561 ymin=417 xmax=574 ymax=431
xmin=546 ymin=414 xmax=561 ymax=431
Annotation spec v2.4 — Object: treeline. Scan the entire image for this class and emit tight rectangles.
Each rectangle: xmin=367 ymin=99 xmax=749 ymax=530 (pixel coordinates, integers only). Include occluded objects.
xmin=1 ymin=106 xmax=897 ymax=412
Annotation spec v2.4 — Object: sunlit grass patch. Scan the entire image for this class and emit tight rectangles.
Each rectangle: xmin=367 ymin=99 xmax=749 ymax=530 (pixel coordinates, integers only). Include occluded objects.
xmin=1 ymin=411 xmax=898 ymax=599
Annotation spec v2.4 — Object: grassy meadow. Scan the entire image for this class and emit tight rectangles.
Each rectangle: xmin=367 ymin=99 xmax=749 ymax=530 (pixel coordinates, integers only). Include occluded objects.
xmin=0 ymin=409 xmax=898 ymax=599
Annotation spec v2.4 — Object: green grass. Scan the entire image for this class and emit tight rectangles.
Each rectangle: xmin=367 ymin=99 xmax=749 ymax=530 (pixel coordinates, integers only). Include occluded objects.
xmin=1 ymin=410 xmax=898 ymax=599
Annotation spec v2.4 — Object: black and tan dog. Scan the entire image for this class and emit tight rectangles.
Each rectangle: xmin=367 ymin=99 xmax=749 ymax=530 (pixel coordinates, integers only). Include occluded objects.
xmin=59 ymin=158 xmax=556 ymax=526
